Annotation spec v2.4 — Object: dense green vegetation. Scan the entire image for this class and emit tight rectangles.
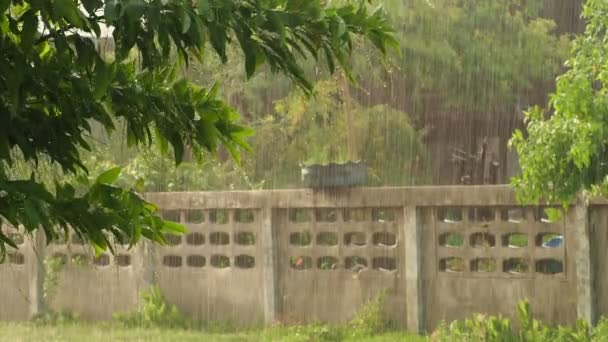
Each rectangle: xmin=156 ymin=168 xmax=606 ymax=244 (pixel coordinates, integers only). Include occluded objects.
xmin=84 ymin=0 xmax=571 ymax=192
xmin=512 ymin=0 xmax=608 ymax=206
xmin=0 ymin=0 xmax=397 ymax=255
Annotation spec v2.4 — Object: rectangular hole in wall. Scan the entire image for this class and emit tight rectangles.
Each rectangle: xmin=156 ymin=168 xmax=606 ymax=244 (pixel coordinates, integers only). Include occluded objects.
xmin=289 ymin=208 xmax=311 ymax=223
xmin=439 ymin=257 xmax=465 ymax=273
xmin=289 ymin=256 xmax=312 ymax=270
xmin=344 ymin=232 xmax=366 ymax=247
xmin=500 ymin=208 xmax=524 ymax=223
xmin=437 ymin=207 xmax=463 ymax=223
xmin=161 ymin=210 xmax=181 ymax=222
xmin=470 ymin=258 xmax=497 ymax=273
xmin=115 ymin=254 xmax=132 ymax=267
xmin=209 ymin=210 xmax=229 ymax=224
xmin=290 ymin=231 xmax=311 ymax=246
xmin=315 ymin=208 xmax=337 ymax=222
xmin=186 ymin=210 xmax=205 ymax=224
xmin=535 ymin=259 xmax=564 ymax=275
xmin=8 ymin=253 xmax=24 ymax=265
xmin=163 ymin=255 xmax=183 ymax=268
xmin=372 ymin=257 xmax=396 ymax=272
xmin=343 ymin=208 xmax=368 ymax=222
xmin=438 ymin=232 xmax=464 ymax=248
xmin=234 ymin=209 xmax=255 ymax=223
xmin=317 ymin=256 xmax=339 ymax=270
xmin=235 ymin=255 xmax=255 ymax=269
xmin=468 ymin=207 xmax=495 ymax=222
xmin=503 ymin=258 xmax=530 ymax=274
xmin=371 ymin=208 xmax=396 ymax=222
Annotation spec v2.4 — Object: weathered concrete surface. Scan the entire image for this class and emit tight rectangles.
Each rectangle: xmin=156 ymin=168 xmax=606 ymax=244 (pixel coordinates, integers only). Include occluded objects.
xmin=0 ymin=186 xmax=602 ymax=333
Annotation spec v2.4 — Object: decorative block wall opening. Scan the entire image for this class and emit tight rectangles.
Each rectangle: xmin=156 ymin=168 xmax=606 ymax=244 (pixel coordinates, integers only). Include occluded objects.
xmin=289 ymin=231 xmax=311 ymax=246
xmin=71 ymin=253 xmax=89 ymax=266
xmin=235 ymin=255 xmax=255 ymax=269
xmin=345 ymin=256 xmax=368 ymax=272
xmin=438 ymin=233 xmax=464 ymax=248
xmin=187 ymin=255 xmax=206 ymax=268
xmin=93 ymin=254 xmax=110 ymax=266
xmin=186 ymin=210 xmax=205 ymax=224
xmin=163 ymin=255 xmax=183 ymax=268
xmin=470 ymin=258 xmax=497 ymax=272
xmin=161 ymin=210 xmax=181 ymax=222
xmin=439 ymin=257 xmax=465 ymax=273
xmin=315 ymin=208 xmax=337 ymax=222
xmin=289 ymin=209 xmax=311 ymax=223
xmin=372 ymin=208 xmax=396 ymax=222
xmin=535 ymin=259 xmax=564 ymax=275
xmin=503 ymin=258 xmax=530 ymax=274
xmin=115 ymin=254 xmax=131 ymax=267
xmin=234 ymin=209 xmax=255 ymax=223
xmin=469 ymin=207 xmax=495 ymax=222
xmin=210 ymin=255 xmax=230 ymax=268
xmin=344 ymin=232 xmax=366 ymax=246
xmin=52 ymin=253 xmax=68 ymax=265
xmin=235 ymin=231 xmax=255 ymax=245
xmin=343 ymin=208 xmax=367 ymax=222
xmin=500 ymin=208 xmax=524 ymax=223
xmin=210 ymin=232 xmax=230 ymax=245
xmin=470 ymin=232 xmax=496 ymax=248
xmin=437 ymin=207 xmax=463 ymax=223
xmin=372 ymin=257 xmax=396 ymax=271
xmin=290 ymin=256 xmax=312 ymax=270
xmin=373 ymin=232 xmax=397 ymax=247
xmin=209 ymin=210 xmax=229 ymax=224
xmin=536 ymin=233 xmax=563 ymax=248
xmin=502 ymin=233 xmax=528 ymax=248
xmin=8 ymin=253 xmax=24 ymax=265
xmin=316 ymin=232 xmax=338 ymax=246
xmin=165 ymin=233 xmax=182 ymax=246
xmin=186 ymin=232 xmax=205 ymax=246
xmin=317 ymin=256 xmax=339 ymax=270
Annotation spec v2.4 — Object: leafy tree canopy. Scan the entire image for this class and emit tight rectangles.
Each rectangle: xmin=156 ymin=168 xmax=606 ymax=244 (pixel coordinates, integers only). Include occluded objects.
xmin=511 ymin=0 xmax=608 ymax=205
xmin=0 ymin=0 xmax=397 ymax=258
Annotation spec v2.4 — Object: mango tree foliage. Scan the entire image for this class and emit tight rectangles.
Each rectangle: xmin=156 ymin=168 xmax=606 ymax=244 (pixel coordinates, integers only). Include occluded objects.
xmin=511 ymin=0 xmax=608 ymax=205
xmin=0 ymin=0 xmax=397 ymax=258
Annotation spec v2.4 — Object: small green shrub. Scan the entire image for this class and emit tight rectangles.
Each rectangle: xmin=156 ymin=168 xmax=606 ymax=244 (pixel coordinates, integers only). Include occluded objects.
xmin=348 ymin=290 xmax=393 ymax=337
xmin=32 ymin=310 xmax=80 ymax=325
xmin=113 ymin=285 xmax=189 ymax=329
xmin=434 ymin=300 xmax=595 ymax=342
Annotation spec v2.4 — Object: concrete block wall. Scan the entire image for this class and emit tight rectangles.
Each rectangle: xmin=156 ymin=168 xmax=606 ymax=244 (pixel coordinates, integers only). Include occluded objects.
xmin=0 ymin=185 xmax=603 ymax=332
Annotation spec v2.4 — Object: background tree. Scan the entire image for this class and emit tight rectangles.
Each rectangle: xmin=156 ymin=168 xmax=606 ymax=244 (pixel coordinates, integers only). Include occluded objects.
xmin=85 ymin=0 xmax=570 ymax=192
xmin=0 ymin=0 xmax=398 ymax=257
xmin=511 ymin=0 xmax=608 ymax=205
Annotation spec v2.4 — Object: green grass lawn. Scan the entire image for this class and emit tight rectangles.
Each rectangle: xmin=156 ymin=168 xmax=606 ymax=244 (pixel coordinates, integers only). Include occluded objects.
xmin=0 ymin=322 xmax=428 ymax=342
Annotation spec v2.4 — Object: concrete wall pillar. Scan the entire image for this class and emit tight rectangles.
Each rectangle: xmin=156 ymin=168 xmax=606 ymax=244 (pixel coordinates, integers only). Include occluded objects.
xmin=403 ymin=206 xmax=423 ymax=333
xmin=260 ymin=206 xmax=277 ymax=325
xmin=574 ymin=197 xmax=596 ymax=325
xmin=28 ymin=230 xmax=46 ymax=318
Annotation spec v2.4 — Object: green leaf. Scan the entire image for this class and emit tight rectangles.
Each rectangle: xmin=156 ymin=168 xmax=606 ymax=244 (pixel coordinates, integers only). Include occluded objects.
xmin=81 ymin=0 xmax=102 ymax=15
xmin=181 ymin=10 xmax=192 ymax=34
xmin=198 ymin=0 xmax=211 ymax=20
xmin=93 ymin=62 xmax=112 ymax=100
xmin=0 ymin=0 xmax=10 ymax=14
xmin=20 ymin=10 xmax=38 ymax=49
xmin=162 ymin=220 xmax=188 ymax=234
xmin=53 ymin=0 xmax=84 ymax=28
xmin=96 ymin=167 xmax=121 ymax=184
